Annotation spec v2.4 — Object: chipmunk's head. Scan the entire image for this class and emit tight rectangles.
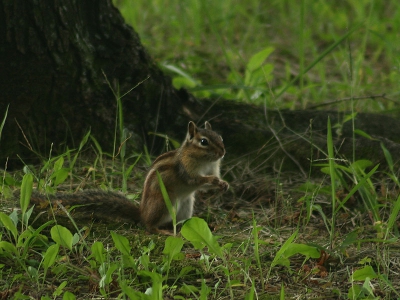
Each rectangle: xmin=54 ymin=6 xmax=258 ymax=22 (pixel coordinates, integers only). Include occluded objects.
xmin=184 ymin=121 xmax=225 ymax=161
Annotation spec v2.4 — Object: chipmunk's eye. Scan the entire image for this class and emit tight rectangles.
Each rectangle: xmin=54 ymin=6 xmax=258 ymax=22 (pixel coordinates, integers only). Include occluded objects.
xmin=200 ymin=138 xmax=209 ymax=146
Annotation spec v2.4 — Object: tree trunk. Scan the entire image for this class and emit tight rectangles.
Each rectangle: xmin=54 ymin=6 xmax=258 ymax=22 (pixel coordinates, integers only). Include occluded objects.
xmin=1 ymin=0 xmax=399 ymax=174
xmin=0 ymin=0 xmax=191 ymax=167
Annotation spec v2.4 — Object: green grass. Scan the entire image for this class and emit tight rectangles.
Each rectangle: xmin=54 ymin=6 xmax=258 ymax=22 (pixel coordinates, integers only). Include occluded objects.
xmin=1 ymin=124 xmax=400 ymax=298
xmin=2 ymin=1 xmax=400 ymax=298
xmin=114 ymin=0 xmax=400 ymax=110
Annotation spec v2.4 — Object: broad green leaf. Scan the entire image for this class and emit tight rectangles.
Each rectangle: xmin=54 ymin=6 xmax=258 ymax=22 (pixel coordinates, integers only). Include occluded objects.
xmin=8 ymin=210 xmax=18 ymax=228
xmin=16 ymin=220 xmax=51 ymax=249
xmin=246 ymin=47 xmax=274 ymax=72
xmin=27 ymin=266 xmax=38 ymax=278
xmin=53 ymin=281 xmax=68 ymax=297
xmin=347 ymin=285 xmax=363 ymax=299
xmin=17 ymin=228 xmax=37 ymax=248
xmin=163 ymin=236 xmax=184 ymax=263
xmin=351 ymin=160 xmax=373 ymax=172
xmin=91 ymin=241 xmax=105 ymax=264
xmin=181 ymin=217 xmax=223 ymax=258
xmin=361 ymin=278 xmax=376 ymax=297
xmin=270 ymin=229 xmax=298 ymax=270
xmin=0 ymin=212 xmax=18 ymax=241
xmin=354 ymin=129 xmax=374 ymax=140
xmin=22 ymin=206 xmax=35 ymax=228
xmin=173 ymin=76 xmax=197 ymax=89
xmin=111 ymin=231 xmax=131 ymax=255
xmin=283 ymin=243 xmax=320 ymax=259
xmin=0 ymin=185 xmax=13 ymax=199
xmin=51 ymin=225 xmax=73 ymax=250
xmin=20 ymin=173 xmax=33 ymax=215
xmin=100 ymin=263 xmax=118 ymax=287
xmin=351 ymin=265 xmax=378 ymax=281
xmin=63 ymin=291 xmax=76 ymax=300
xmin=178 ymin=266 xmax=195 ymax=278
xmin=43 ymin=243 xmax=60 ymax=269
xmin=52 ymin=168 xmax=70 ymax=186
xmin=342 ymin=112 xmax=357 ymax=123
xmin=53 ymin=156 xmax=64 ymax=172
xmin=0 ymin=241 xmax=18 ymax=255
xmin=72 ymin=233 xmax=80 ymax=246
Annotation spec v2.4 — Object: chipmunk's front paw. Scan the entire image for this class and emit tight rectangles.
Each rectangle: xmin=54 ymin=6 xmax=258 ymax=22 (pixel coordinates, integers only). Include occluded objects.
xmin=219 ymin=180 xmax=229 ymax=192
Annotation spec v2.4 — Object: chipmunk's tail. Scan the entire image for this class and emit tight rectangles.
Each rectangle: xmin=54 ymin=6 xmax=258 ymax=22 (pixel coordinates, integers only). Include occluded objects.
xmin=26 ymin=190 xmax=141 ymax=225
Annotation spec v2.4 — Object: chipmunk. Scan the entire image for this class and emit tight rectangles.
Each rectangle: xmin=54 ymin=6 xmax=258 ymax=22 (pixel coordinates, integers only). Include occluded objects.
xmin=28 ymin=121 xmax=229 ymax=234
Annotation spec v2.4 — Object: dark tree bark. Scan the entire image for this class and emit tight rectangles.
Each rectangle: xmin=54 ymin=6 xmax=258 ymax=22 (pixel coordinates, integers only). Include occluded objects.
xmin=0 ymin=0 xmax=191 ymax=167
xmin=1 ymin=0 xmax=399 ymax=174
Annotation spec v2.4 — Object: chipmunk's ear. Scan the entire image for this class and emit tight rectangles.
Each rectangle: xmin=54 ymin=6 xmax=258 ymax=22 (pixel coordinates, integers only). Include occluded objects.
xmin=187 ymin=121 xmax=197 ymax=140
xmin=204 ymin=121 xmax=212 ymax=130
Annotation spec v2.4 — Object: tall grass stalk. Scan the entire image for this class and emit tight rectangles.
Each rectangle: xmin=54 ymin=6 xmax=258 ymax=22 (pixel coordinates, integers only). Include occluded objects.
xmin=0 ymin=104 xmax=9 ymax=142
xmin=251 ymin=215 xmax=264 ymax=291
xmin=334 ymin=164 xmax=379 ymax=215
xmin=0 ymin=105 xmax=9 ymax=197
xmin=381 ymin=143 xmax=400 ymax=239
xmin=103 ymin=72 xmax=149 ymax=191
xmin=326 ymin=117 xmax=336 ymax=249
xmin=156 ymin=171 xmax=177 ymax=236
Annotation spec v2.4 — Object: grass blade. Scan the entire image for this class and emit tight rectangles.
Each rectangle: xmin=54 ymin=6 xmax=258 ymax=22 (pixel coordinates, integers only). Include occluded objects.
xmin=268 ymin=229 xmax=298 ymax=278
xmin=0 ymin=104 xmax=9 ymax=141
xmin=386 ymin=193 xmax=400 ymax=239
xmin=334 ymin=164 xmax=379 ymax=214
xmin=20 ymin=173 xmax=33 ymax=228
xmin=156 ymin=171 xmax=177 ymax=235
xmin=327 ymin=117 xmax=336 ymax=249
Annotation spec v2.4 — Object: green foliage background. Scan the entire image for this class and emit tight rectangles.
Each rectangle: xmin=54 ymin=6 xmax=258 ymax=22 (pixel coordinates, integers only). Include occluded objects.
xmin=114 ymin=0 xmax=400 ymax=110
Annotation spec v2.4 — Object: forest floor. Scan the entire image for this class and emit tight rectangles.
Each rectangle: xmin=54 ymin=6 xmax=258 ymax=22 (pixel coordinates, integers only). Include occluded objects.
xmin=1 ymin=155 xmax=400 ymax=299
